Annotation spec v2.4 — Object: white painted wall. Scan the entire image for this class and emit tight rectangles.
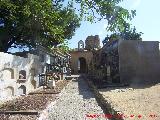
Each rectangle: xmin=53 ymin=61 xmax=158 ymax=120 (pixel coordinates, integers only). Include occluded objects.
xmin=0 ymin=52 xmax=43 ymax=100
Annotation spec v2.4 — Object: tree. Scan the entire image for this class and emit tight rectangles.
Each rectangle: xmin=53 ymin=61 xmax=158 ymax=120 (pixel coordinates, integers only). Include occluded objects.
xmin=57 ymin=40 xmax=70 ymax=53
xmin=75 ymin=0 xmax=136 ymax=31
xmin=103 ymin=24 xmax=143 ymax=45
xmin=0 ymin=0 xmax=135 ymax=52
xmin=120 ymin=24 xmax=143 ymax=41
xmin=0 ymin=0 xmax=80 ymax=52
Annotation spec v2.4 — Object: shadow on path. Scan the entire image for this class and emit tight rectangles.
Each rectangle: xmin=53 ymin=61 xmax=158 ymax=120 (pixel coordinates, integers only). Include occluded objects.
xmin=73 ymin=76 xmax=95 ymax=99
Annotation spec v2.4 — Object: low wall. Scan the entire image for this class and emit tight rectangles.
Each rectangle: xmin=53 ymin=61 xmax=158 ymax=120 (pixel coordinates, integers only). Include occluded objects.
xmin=86 ymin=78 xmax=124 ymax=120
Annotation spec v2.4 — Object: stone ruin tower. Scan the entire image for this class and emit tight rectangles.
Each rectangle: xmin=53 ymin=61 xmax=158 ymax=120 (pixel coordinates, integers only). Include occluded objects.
xmin=85 ymin=35 xmax=100 ymax=50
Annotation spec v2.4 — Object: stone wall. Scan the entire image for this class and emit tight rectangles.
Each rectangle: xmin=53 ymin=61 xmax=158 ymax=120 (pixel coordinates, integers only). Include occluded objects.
xmin=70 ymin=51 xmax=93 ymax=74
xmin=118 ymin=40 xmax=160 ymax=85
xmin=85 ymin=35 xmax=100 ymax=50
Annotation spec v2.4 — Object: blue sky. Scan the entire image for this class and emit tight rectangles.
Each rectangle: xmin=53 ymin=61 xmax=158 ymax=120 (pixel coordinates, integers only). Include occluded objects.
xmin=68 ymin=0 xmax=160 ymax=48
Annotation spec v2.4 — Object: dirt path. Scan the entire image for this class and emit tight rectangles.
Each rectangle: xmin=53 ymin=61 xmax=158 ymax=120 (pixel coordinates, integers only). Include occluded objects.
xmin=43 ymin=78 xmax=106 ymax=120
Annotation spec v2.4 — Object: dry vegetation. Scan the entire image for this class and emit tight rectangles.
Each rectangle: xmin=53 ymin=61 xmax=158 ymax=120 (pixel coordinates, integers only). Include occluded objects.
xmin=99 ymin=83 xmax=160 ymax=120
xmin=0 ymin=80 xmax=69 ymax=120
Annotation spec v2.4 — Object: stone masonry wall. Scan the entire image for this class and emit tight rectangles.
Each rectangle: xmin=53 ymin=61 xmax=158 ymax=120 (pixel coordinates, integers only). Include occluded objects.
xmin=70 ymin=51 xmax=93 ymax=74
xmin=118 ymin=40 xmax=160 ymax=85
xmin=85 ymin=35 xmax=100 ymax=50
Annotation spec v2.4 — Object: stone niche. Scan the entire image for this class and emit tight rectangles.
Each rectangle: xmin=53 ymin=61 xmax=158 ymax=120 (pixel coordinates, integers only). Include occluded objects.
xmin=18 ymin=85 xmax=26 ymax=95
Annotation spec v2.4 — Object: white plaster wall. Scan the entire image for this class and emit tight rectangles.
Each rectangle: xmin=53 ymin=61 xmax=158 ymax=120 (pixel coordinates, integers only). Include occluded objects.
xmin=0 ymin=52 xmax=43 ymax=100
xmin=0 ymin=50 xmax=65 ymax=100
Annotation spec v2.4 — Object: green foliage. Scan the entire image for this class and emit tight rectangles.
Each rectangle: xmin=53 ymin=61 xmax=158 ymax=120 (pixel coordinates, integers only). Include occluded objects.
xmin=57 ymin=40 xmax=70 ymax=53
xmin=0 ymin=0 xmax=135 ymax=52
xmin=103 ymin=24 xmax=143 ymax=44
xmin=0 ymin=0 xmax=80 ymax=52
xmin=74 ymin=0 xmax=136 ymax=31
xmin=120 ymin=24 xmax=143 ymax=41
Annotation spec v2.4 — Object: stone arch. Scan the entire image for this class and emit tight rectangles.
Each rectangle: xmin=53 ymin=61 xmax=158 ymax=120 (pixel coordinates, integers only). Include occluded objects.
xmin=1 ymin=68 xmax=14 ymax=79
xmin=5 ymin=86 xmax=14 ymax=96
xmin=78 ymin=57 xmax=87 ymax=73
xmin=70 ymin=51 xmax=93 ymax=74
xmin=19 ymin=70 xmax=26 ymax=79
xmin=18 ymin=85 xmax=26 ymax=95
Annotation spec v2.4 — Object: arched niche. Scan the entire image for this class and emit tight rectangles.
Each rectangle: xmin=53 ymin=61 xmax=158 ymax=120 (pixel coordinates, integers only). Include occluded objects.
xmin=19 ymin=70 xmax=26 ymax=79
xmin=5 ymin=86 xmax=14 ymax=96
xmin=18 ymin=85 xmax=26 ymax=95
xmin=1 ymin=68 xmax=14 ymax=79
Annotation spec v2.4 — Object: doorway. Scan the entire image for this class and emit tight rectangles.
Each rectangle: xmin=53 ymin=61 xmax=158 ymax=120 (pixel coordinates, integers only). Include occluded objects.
xmin=78 ymin=57 xmax=87 ymax=73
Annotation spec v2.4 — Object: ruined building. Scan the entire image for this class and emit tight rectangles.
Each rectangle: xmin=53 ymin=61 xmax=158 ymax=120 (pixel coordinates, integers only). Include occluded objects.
xmin=85 ymin=35 xmax=101 ymax=50
xmin=70 ymin=35 xmax=101 ymax=74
